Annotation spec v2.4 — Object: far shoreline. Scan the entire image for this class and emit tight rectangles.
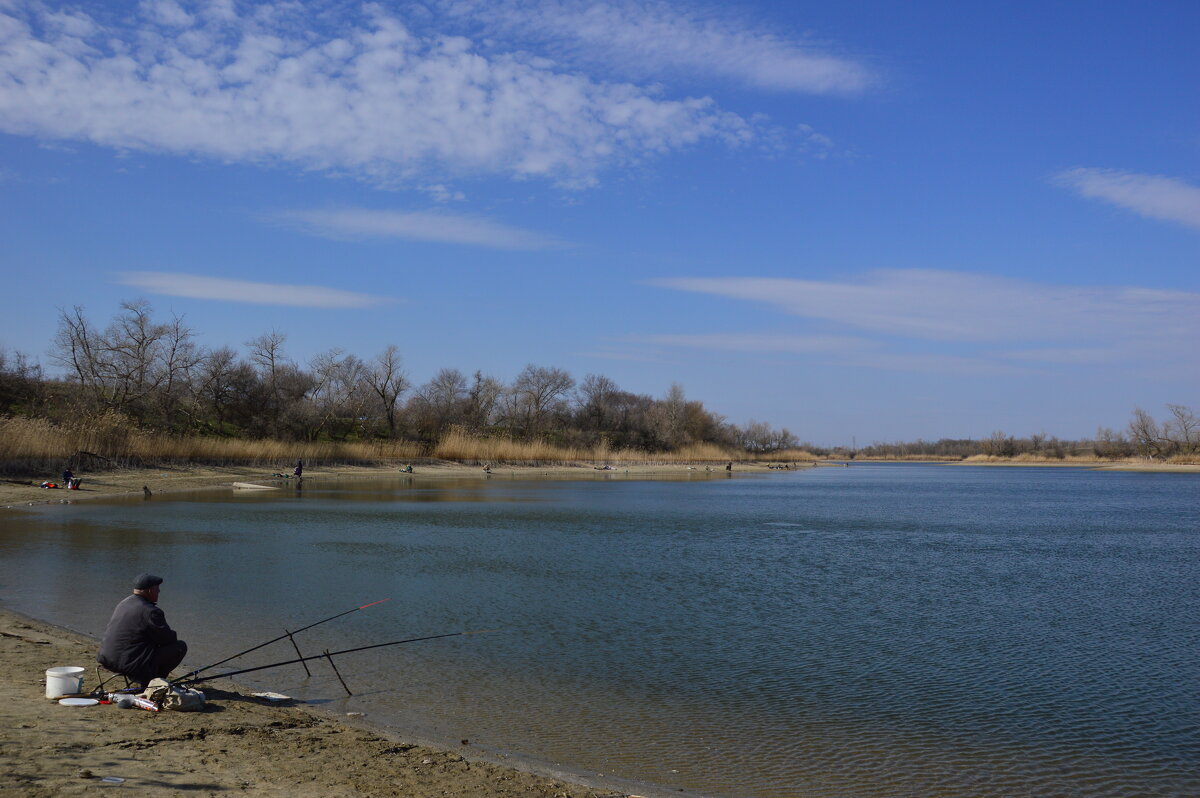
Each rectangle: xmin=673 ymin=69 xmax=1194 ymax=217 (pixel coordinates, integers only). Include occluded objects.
xmin=3 ymin=457 xmax=1196 ymax=511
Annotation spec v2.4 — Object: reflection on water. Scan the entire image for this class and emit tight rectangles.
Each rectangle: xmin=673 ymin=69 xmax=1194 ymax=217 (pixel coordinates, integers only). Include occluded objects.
xmin=1 ymin=465 xmax=1198 ymax=798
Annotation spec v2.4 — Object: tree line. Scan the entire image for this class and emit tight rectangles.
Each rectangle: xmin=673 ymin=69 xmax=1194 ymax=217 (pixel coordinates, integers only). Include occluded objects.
xmin=0 ymin=301 xmax=800 ymax=454
xmin=835 ymin=404 xmax=1198 ymax=462
xmin=1 ymin=301 xmax=1192 ymax=462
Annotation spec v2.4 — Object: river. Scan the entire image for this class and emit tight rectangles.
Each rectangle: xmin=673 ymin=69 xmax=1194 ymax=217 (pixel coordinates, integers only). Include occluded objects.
xmin=1 ymin=463 xmax=1197 ymax=797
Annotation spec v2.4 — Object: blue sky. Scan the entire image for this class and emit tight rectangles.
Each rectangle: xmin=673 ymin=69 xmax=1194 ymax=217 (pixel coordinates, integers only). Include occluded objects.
xmin=1 ymin=0 xmax=1197 ymax=446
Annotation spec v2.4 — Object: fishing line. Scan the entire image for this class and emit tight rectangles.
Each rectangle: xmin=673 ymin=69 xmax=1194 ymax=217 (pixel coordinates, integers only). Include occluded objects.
xmin=175 ymin=598 xmax=391 ymax=684
xmin=177 ymin=629 xmax=497 ymax=688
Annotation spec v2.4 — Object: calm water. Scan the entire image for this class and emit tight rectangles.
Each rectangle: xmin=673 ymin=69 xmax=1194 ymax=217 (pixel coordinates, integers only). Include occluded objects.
xmin=1 ymin=464 xmax=1198 ymax=797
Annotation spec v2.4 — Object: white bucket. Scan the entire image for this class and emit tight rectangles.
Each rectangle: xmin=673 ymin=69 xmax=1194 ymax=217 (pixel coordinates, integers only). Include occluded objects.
xmin=46 ymin=666 xmax=85 ymax=699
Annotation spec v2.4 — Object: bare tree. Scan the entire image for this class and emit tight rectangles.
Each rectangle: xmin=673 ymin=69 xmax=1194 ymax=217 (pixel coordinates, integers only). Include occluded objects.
xmin=1128 ymin=408 xmax=1165 ymax=458
xmin=193 ymin=347 xmax=249 ymax=430
xmin=246 ymin=331 xmax=290 ymax=434
xmin=738 ymin=420 xmax=773 ymax=452
xmin=308 ymin=349 xmax=370 ymax=440
xmin=155 ymin=314 xmax=203 ymax=431
xmin=365 ymin=345 xmax=409 ymax=437
xmin=658 ymin=382 xmax=688 ymax=448
xmin=52 ymin=305 xmax=104 ymax=405
xmin=1165 ymin=404 xmax=1198 ymax=455
xmin=464 ymin=371 xmax=504 ymax=432
xmin=1094 ymin=426 xmax=1131 ymax=459
xmin=510 ymin=364 xmax=574 ymax=437
xmin=983 ymin=430 xmax=1016 ymax=458
xmin=770 ymin=427 xmax=799 ymax=451
xmin=51 ymin=301 xmax=197 ymax=424
xmin=410 ymin=368 xmax=470 ymax=440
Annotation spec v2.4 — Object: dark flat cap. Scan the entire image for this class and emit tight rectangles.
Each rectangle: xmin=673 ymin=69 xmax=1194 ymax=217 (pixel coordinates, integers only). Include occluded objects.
xmin=133 ymin=573 xmax=163 ymax=590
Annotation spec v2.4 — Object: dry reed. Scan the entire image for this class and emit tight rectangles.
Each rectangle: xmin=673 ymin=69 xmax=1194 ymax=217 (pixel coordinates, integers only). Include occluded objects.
xmin=430 ymin=427 xmax=800 ymax=465
xmin=1 ymin=417 xmax=768 ymax=474
xmin=0 ymin=415 xmax=423 ymax=473
xmin=963 ymin=452 xmax=1200 ymax=466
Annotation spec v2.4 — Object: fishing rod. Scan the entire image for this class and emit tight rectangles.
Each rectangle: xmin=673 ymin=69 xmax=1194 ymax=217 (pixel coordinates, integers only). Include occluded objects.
xmin=176 ymin=598 xmax=391 ymax=684
xmin=177 ymin=629 xmax=495 ymax=692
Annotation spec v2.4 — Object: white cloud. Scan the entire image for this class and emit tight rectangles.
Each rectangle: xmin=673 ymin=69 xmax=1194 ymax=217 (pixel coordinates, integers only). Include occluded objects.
xmin=0 ymin=1 xmax=756 ymax=186
xmin=270 ymin=208 xmax=566 ymax=250
xmin=1055 ymin=168 xmax=1200 ymax=231
xmin=139 ymin=0 xmax=192 ymax=28
xmin=647 ymin=270 xmax=1200 ymax=373
xmin=437 ymin=0 xmax=875 ymax=94
xmin=115 ymin=271 xmax=392 ymax=308
xmin=651 ymin=270 xmax=1199 ymax=344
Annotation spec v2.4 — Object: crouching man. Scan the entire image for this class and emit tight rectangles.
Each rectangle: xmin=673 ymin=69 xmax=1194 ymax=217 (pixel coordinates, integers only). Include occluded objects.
xmin=97 ymin=573 xmax=188 ymax=688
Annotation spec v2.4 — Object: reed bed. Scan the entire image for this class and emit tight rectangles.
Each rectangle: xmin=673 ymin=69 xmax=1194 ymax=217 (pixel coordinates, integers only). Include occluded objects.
xmin=2 ymin=417 xmax=784 ymax=475
xmin=963 ymin=453 xmax=1099 ymax=464
xmin=0 ymin=415 xmax=423 ymax=473
xmin=963 ymin=452 xmax=1200 ymax=465
xmin=851 ymin=454 xmax=965 ymax=462
xmin=430 ymin=428 xmax=789 ymax=465
xmin=769 ymin=448 xmax=820 ymax=462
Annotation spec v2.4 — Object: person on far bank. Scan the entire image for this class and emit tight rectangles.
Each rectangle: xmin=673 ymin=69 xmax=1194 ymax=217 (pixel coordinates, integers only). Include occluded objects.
xmin=97 ymin=573 xmax=188 ymax=688
xmin=293 ymin=459 xmax=303 ymax=480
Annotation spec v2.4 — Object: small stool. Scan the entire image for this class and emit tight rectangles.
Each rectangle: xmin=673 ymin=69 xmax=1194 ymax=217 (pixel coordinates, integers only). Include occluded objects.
xmin=95 ymin=665 xmax=133 ymax=693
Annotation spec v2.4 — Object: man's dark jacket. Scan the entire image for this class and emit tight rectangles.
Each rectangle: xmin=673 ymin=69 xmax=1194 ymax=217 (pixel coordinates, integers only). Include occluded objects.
xmin=96 ymin=594 xmax=179 ymax=683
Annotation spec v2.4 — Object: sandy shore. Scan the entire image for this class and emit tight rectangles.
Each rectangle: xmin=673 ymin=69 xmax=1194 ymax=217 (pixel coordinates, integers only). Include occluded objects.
xmin=0 ymin=607 xmax=654 ymax=798
xmin=3 ymin=456 xmax=1195 ymax=510
xmin=0 ymin=460 xmax=807 ymax=510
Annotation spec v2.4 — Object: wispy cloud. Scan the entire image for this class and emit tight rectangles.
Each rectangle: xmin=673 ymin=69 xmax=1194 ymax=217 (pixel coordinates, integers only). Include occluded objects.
xmin=115 ymin=271 xmax=392 ymax=308
xmin=270 ymin=208 xmax=566 ymax=250
xmin=0 ymin=1 xmax=759 ymax=186
xmin=437 ymin=0 xmax=876 ymax=94
xmin=635 ymin=333 xmax=869 ymax=353
xmin=994 ymin=346 xmax=1122 ymax=365
xmin=1055 ymin=168 xmax=1200 ymax=231
xmin=647 ymin=270 xmax=1200 ymax=373
xmin=651 ymin=271 xmax=1198 ymax=344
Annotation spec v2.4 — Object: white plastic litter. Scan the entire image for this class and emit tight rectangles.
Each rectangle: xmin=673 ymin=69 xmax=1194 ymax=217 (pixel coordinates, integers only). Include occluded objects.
xmin=251 ymin=691 xmax=291 ymax=701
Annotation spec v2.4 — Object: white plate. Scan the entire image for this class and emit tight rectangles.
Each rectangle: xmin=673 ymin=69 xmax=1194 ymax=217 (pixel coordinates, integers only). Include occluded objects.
xmin=59 ymin=697 xmax=99 ymax=706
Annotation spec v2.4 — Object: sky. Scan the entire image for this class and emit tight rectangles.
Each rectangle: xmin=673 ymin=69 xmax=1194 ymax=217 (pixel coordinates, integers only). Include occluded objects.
xmin=1 ymin=0 xmax=1197 ymax=446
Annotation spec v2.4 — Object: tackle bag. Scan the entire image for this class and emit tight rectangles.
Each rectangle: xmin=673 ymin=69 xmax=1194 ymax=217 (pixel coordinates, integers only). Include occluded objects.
xmin=143 ymin=678 xmax=206 ymax=711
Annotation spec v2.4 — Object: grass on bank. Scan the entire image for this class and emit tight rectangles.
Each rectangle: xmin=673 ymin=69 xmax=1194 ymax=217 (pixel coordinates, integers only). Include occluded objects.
xmin=0 ymin=416 xmax=817 ymax=474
